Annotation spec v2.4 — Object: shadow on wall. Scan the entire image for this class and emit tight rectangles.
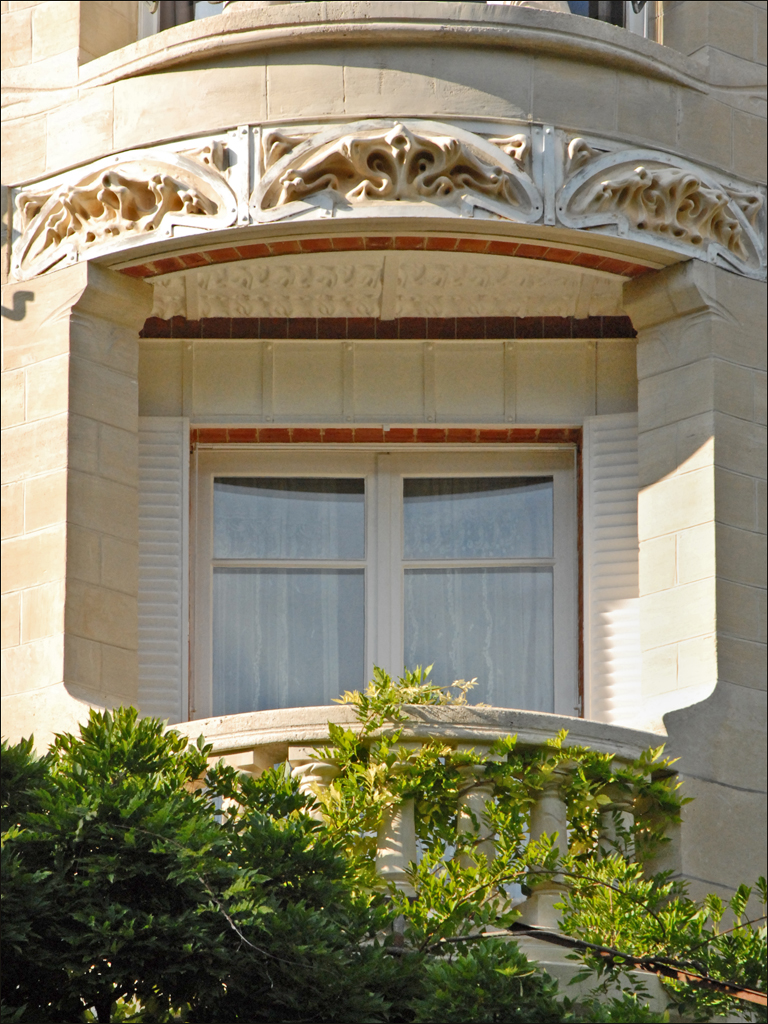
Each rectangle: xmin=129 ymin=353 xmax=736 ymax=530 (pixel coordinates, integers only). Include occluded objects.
xmin=0 ymin=291 xmax=34 ymax=320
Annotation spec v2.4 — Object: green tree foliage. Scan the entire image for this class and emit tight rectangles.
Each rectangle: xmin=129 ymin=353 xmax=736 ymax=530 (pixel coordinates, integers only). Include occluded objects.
xmin=2 ymin=670 xmax=766 ymax=1023
xmin=1 ymin=710 xmax=415 ymax=1023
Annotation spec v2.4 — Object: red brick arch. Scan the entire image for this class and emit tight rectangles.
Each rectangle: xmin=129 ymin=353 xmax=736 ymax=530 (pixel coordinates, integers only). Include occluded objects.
xmin=121 ymin=233 xmax=654 ymax=280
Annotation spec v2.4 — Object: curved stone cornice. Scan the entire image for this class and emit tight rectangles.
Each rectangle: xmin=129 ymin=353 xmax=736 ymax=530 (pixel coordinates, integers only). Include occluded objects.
xmin=558 ymin=139 xmax=765 ymax=277
xmin=76 ymin=2 xmax=704 ymax=94
xmin=11 ymin=121 xmax=766 ymax=282
xmin=255 ymin=120 xmax=542 ymax=224
xmin=12 ymin=140 xmax=239 ymax=280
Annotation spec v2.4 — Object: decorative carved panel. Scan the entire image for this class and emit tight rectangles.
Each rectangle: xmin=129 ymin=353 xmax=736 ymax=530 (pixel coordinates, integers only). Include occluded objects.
xmin=558 ymin=141 xmax=765 ymax=275
xmin=253 ymin=121 xmax=542 ymax=224
xmin=10 ymin=123 xmax=766 ymax=283
xmin=150 ymin=251 xmax=623 ymax=321
xmin=151 ymin=273 xmax=187 ymax=320
xmin=13 ymin=147 xmax=238 ymax=280
xmin=394 ymin=252 xmax=623 ymax=319
xmin=185 ymin=256 xmax=384 ymax=319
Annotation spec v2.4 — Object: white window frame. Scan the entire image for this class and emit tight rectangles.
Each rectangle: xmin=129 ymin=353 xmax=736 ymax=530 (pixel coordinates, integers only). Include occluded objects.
xmin=138 ymin=1 xmax=159 ymax=40
xmin=191 ymin=445 xmax=578 ymax=719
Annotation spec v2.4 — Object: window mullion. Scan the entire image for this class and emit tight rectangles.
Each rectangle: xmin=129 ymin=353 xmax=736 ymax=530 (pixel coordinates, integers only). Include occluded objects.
xmin=373 ymin=453 xmax=399 ymax=678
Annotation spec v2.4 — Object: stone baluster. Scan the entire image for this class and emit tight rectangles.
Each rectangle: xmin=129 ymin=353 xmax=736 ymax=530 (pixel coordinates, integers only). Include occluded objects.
xmin=598 ymin=780 xmax=635 ymax=860
xmin=456 ymin=744 xmax=498 ymax=868
xmin=519 ymin=765 xmax=572 ymax=930
xmin=288 ymin=746 xmax=340 ymax=821
xmin=376 ymin=799 xmax=418 ymax=897
xmin=375 ymin=742 xmax=422 ymax=896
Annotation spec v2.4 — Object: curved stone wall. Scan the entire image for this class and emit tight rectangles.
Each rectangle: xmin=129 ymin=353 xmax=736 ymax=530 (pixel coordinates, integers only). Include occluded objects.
xmin=4 ymin=2 xmax=765 ymax=188
xmin=5 ymin=5 xmax=765 ymax=284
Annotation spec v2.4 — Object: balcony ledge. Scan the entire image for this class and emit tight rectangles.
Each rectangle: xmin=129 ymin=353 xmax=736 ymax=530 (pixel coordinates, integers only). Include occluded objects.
xmin=173 ymin=704 xmax=664 ymax=763
xmin=78 ymin=1 xmax=702 ymax=93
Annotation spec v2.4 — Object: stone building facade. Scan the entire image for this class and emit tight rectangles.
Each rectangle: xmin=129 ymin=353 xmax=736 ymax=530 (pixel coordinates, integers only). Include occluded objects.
xmin=2 ymin=0 xmax=766 ymax=910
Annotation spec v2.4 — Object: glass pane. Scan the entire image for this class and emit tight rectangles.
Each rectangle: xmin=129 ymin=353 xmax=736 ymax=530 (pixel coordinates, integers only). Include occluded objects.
xmin=213 ymin=568 xmax=364 ymax=714
xmin=214 ymin=478 xmax=365 ymax=559
xmin=403 ymin=477 xmax=553 ymax=559
xmin=404 ymin=567 xmax=553 ymax=711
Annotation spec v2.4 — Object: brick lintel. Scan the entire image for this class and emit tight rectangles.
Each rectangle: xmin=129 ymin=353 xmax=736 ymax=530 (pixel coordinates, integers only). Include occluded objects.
xmin=142 ymin=315 xmax=636 ymax=340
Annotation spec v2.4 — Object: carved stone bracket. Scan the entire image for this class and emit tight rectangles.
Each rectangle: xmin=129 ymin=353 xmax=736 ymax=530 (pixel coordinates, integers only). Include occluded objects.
xmin=13 ymin=143 xmax=239 ymax=280
xmin=557 ymin=141 xmax=765 ymax=278
xmin=252 ymin=120 xmax=543 ymax=225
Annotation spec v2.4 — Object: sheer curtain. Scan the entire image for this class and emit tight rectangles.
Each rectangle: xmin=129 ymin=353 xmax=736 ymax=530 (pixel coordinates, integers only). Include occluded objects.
xmin=403 ymin=477 xmax=554 ymax=710
xmin=213 ymin=567 xmax=363 ymax=714
xmin=212 ymin=478 xmax=365 ymax=714
xmin=404 ymin=567 xmax=553 ymax=710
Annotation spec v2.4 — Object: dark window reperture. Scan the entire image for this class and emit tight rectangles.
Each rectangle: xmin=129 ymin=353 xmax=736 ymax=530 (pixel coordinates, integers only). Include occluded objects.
xmin=568 ymin=1 xmax=629 ymax=26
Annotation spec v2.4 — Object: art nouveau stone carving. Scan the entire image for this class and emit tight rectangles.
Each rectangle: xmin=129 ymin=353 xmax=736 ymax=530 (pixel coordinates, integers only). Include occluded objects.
xmin=13 ymin=149 xmax=238 ymax=280
xmin=590 ymin=167 xmax=743 ymax=255
xmin=566 ymin=137 xmax=600 ymax=173
xmin=727 ymin=189 xmax=763 ymax=226
xmin=151 ymin=273 xmax=187 ymax=321
xmin=254 ymin=121 xmax=543 ymax=223
xmin=149 ymin=250 xmax=623 ymax=321
xmin=558 ymin=143 xmax=765 ymax=274
xmin=183 ymin=140 xmax=228 ymax=172
xmin=185 ymin=257 xmax=384 ymax=319
xmin=261 ymin=129 xmax=309 ymax=171
xmin=395 ymin=253 xmax=622 ymax=318
xmin=488 ymin=133 xmax=530 ymax=168
xmin=11 ymin=126 xmax=765 ymax=283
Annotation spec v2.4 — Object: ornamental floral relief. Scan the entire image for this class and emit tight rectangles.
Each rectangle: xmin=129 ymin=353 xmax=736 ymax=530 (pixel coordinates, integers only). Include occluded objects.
xmin=13 ymin=145 xmax=238 ymax=280
xmin=558 ymin=140 xmax=765 ymax=272
xmin=589 ymin=167 xmax=743 ymax=254
xmin=394 ymin=253 xmax=623 ymax=318
xmin=151 ymin=272 xmax=187 ymax=320
xmin=253 ymin=121 xmax=542 ymax=224
xmin=186 ymin=258 xmax=384 ymax=319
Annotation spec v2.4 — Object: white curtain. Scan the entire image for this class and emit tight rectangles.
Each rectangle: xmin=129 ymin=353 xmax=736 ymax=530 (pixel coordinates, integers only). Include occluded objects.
xmin=213 ymin=567 xmax=364 ymax=714
xmin=214 ymin=477 xmax=365 ymax=560
xmin=403 ymin=477 xmax=553 ymax=559
xmin=404 ymin=567 xmax=554 ymax=711
xmin=212 ymin=478 xmax=365 ymax=714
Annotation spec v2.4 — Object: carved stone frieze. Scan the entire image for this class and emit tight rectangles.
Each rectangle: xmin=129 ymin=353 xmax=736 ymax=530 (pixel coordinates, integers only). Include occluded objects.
xmin=590 ymin=167 xmax=743 ymax=255
xmin=151 ymin=273 xmax=187 ymax=321
xmin=558 ymin=142 xmax=765 ymax=274
xmin=261 ymin=129 xmax=310 ymax=171
xmin=253 ymin=121 xmax=542 ymax=224
xmin=184 ymin=256 xmax=384 ymax=319
xmin=149 ymin=250 xmax=623 ymax=321
xmin=11 ymin=124 xmax=766 ymax=283
xmin=13 ymin=148 xmax=238 ymax=279
xmin=488 ymin=133 xmax=530 ymax=168
xmin=394 ymin=252 xmax=622 ymax=318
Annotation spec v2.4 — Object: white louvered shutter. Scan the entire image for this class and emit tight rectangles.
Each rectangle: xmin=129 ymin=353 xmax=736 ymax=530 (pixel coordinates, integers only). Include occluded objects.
xmin=138 ymin=417 xmax=189 ymax=723
xmin=583 ymin=413 xmax=641 ymax=725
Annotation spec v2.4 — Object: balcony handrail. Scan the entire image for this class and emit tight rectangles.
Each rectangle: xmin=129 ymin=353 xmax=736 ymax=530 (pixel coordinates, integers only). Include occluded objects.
xmin=173 ymin=703 xmax=676 ymax=924
xmin=172 ymin=704 xmax=664 ymax=765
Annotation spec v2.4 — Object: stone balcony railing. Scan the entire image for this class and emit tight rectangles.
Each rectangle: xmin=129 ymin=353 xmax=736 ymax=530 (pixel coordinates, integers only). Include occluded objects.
xmin=173 ymin=704 xmax=672 ymax=929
